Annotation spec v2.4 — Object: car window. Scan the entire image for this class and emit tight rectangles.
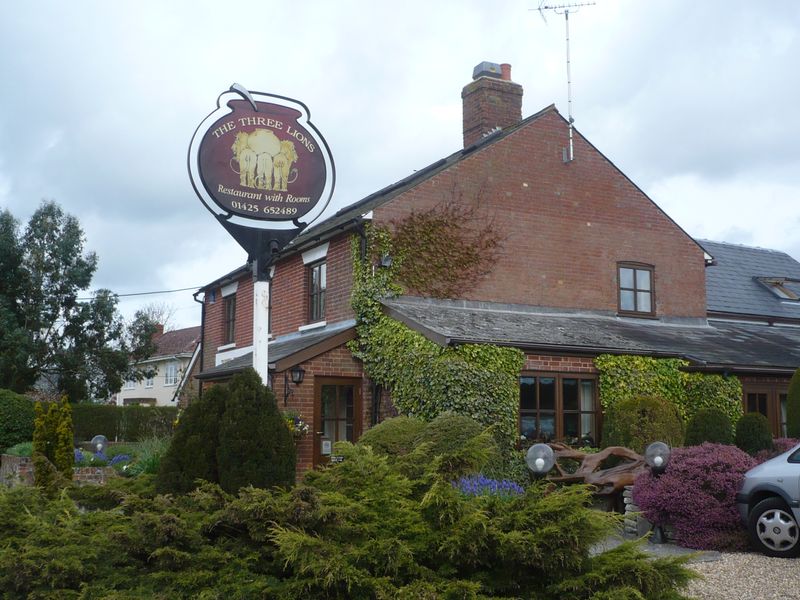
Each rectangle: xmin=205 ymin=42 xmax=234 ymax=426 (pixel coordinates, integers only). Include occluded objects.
xmin=790 ymin=448 xmax=800 ymax=463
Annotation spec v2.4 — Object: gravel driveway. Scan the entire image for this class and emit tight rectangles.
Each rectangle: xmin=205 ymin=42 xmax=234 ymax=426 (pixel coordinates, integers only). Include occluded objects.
xmin=684 ymin=552 xmax=800 ymax=600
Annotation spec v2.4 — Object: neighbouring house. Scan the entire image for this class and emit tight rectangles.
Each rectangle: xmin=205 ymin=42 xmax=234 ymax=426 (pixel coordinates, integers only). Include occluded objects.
xmin=195 ymin=61 xmax=800 ymax=474
xmin=114 ymin=325 xmax=201 ymax=407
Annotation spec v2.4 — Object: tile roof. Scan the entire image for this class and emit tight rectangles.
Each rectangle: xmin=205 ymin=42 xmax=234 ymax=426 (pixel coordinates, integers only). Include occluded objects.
xmin=197 ymin=319 xmax=355 ymax=380
xmin=153 ymin=326 xmax=201 ymax=357
xmin=382 ymin=296 xmax=800 ymax=372
xmin=701 ymin=240 xmax=800 ymax=320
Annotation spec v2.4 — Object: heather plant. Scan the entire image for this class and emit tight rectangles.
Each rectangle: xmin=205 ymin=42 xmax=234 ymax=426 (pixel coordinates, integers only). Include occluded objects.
xmin=684 ymin=407 xmax=733 ymax=446
xmin=753 ymin=437 xmax=800 ymax=463
xmin=603 ymin=395 xmax=684 ymax=453
xmin=632 ymin=443 xmax=756 ymax=550
xmin=735 ymin=411 xmax=773 ymax=455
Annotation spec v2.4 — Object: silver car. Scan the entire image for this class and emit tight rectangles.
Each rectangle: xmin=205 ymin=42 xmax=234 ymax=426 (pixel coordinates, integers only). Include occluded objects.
xmin=736 ymin=443 xmax=800 ymax=558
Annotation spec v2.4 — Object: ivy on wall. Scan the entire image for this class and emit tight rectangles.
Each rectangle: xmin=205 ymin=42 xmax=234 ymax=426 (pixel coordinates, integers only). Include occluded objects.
xmin=348 ymin=226 xmax=524 ymax=448
xmin=594 ymin=354 xmax=743 ymax=425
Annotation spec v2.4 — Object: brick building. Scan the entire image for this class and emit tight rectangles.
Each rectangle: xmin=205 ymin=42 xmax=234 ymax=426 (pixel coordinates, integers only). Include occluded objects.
xmin=196 ymin=62 xmax=800 ymax=474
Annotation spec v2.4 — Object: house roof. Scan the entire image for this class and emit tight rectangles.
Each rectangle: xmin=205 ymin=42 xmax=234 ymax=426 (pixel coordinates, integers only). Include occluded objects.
xmin=196 ymin=319 xmax=356 ymax=380
xmin=701 ymin=240 xmax=800 ymax=322
xmin=153 ymin=326 xmax=201 ymax=357
xmin=382 ymin=296 xmax=800 ymax=373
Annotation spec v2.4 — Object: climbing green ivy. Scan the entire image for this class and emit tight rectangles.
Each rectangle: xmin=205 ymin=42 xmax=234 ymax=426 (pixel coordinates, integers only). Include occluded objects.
xmin=594 ymin=354 xmax=743 ymax=425
xmin=349 ymin=227 xmax=524 ymax=448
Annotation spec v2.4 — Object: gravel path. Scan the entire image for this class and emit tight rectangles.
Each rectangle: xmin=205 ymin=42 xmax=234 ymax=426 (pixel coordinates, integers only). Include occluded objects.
xmin=684 ymin=552 xmax=800 ymax=600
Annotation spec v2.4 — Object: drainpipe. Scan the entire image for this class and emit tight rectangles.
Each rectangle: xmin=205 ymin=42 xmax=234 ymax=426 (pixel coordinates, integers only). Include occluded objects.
xmin=192 ymin=289 xmax=205 ymax=401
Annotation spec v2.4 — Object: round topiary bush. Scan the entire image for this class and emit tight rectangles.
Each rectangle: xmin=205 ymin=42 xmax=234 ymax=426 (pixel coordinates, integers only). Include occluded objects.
xmin=632 ymin=443 xmax=757 ymax=550
xmin=413 ymin=412 xmax=487 ymax=457
xmin=357 ymin=415 xmax=427 ymax=456
xmin=684 ymin=407 xmax=733 ymax=446
xmin=735 ymin=412 xmax=773 ymax=456
xmin=602 ymin=395 xmax=683 ymax=454
xmin=0 ymin=388 xmax=35 ymax=451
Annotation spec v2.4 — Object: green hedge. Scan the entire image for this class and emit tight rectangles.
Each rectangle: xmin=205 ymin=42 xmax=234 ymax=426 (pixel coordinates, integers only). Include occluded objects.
xmin=0 ymin=388 xmax=35 ymax=451
xmin=71 ymin=405 xmax=177 ymax=442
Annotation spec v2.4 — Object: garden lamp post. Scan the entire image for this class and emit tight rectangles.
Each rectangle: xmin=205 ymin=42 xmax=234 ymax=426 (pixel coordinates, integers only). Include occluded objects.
xmin=644 ymin=441 xmax=671 ymax=543
xmin=525 ymin=443 xmax=556 ymax=479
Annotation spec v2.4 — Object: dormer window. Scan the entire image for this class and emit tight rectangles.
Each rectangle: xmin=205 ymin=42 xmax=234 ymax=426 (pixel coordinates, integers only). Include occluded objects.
xmin=618 ymin=263 xmax=655 ymax=316
xmin=756 ymin=277 xmax=800 ymax=301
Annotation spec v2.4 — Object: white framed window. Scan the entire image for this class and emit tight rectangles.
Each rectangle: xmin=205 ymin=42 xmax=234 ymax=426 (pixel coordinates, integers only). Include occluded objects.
xmin=123 ymin=379 xmax=136 ymax=390
xmin=165 ymin=363 xmax=178 ymax=386
xmin=145 ymin=374 xmax=154 ymax=388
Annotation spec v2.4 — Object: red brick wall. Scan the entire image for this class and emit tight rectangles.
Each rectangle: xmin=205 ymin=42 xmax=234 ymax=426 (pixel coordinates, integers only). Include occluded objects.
xmin=202 ymin=276 xmax=254 ymax=372
xmin=375 ymin=109 xmax=707 ymax=318
xmin=523 ymin=354 xmax=597 ymax=373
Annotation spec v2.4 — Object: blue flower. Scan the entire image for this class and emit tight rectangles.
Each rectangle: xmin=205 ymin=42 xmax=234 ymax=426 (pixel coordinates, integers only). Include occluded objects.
xmin=454 ymin=474 xmax=524 ymax=498
xmin=109 ymin=454 xmax=131 ymax=466
xmin=74 ymin=448 xmax=84 ymax=463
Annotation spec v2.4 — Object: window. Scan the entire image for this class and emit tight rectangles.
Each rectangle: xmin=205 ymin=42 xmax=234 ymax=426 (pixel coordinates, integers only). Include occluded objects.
xmin=165 ymin=363 xmax=178 ymax=386
xmin=144 ymin=373 xmax=154 ymax=388
xmin=756 ymin=277 xmax=800 ymax=301
xmin=224 ymin=295 xmax=236 ymax=344
xmin=520 ymin=374 xmax=597 ymax=445
xmin=308 ymin=261 xmax=326 ymax=323
xmin=123 ymin=379 xmax=136 ymax=390
xmin=743 ymin=383 xmax=789 ymax=437
xmin=618 ymin=263 xmax=654 ymax=315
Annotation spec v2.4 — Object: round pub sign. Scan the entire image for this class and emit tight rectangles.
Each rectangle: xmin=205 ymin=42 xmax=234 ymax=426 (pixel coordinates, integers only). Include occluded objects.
xmin=189 ymin=86 xmax=335 ymax=229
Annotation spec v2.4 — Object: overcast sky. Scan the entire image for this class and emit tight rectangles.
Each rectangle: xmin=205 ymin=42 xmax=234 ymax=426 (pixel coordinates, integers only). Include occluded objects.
xmin=2 ymin=1 xmax=798 ymax=329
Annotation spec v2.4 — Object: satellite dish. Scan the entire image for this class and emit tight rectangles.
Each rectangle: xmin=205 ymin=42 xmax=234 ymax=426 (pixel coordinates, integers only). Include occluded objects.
xmin=644 ymin=441 xmax=671 ymax=475
xmin=525 ymin=443 xmax=555 ymax=478
xmin=91 ymin=434 xmax=108 ymax=454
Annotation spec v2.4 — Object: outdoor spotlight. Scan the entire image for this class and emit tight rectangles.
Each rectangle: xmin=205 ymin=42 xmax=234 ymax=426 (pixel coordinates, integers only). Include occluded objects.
xmin=644 ymin=441 xmax=671 ymax=476
xmin=525 ymin=443 xmax=555 ymax=479
xmin=91 ymin=434 xmax=108 ymax=454
xmin=379 ymin=254 xmax=393 ymax=268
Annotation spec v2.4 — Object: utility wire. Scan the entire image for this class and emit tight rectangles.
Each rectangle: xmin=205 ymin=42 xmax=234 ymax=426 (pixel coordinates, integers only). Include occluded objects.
xmin=76 ymin=285 xmax=202 ymax=301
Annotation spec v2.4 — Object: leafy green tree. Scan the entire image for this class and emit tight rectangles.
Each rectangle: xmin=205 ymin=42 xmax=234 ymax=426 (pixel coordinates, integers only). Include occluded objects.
xmin=0 ymin=201 xmax=157 ymax=400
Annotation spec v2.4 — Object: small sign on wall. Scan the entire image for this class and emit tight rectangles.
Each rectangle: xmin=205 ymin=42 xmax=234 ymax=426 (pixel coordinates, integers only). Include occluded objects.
xmin=321 ymin=439 xmax=332 ymax=456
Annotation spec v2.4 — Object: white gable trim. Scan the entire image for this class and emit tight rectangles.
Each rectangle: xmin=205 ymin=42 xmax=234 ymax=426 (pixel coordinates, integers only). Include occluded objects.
xmin=302 ymin=242 xmax=329 ymax=265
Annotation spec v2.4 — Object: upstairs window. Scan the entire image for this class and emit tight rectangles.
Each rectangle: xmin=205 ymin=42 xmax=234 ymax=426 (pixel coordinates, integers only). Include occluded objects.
xmin=224 ymin=295 xmax=236 ymax=344
xmin=308 ymin=261 xmax=327 ymax=323
xmin=756 ymin=277 xmax=800 ymax=300
xmin=123 ymin=379 xmax=136 ymax=390
xmin=165 ymin=363 xmax=178 ymax=386
xmin=618 ymin=263 xmax=654 ymax=316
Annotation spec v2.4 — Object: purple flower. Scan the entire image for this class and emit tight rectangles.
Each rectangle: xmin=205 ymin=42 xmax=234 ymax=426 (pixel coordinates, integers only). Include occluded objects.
xmin=74 ymin=448 xmax=84 ymax=463
xmin=92 ymin=451 xmax=108 ymax=463
xmin=454 ymin=474 xmax=524 ymax=498
xmin=109 ymin=454 xmax=131 ymax=466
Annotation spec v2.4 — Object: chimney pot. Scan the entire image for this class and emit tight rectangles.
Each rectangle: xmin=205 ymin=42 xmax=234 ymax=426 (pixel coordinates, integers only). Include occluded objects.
xmin=501 ymin=63 xmax=511 ymax=81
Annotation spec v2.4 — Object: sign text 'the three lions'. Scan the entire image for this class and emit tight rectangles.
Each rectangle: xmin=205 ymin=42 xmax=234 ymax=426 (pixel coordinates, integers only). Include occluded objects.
xmin=190 ymin=89 xmax=334 ymax=226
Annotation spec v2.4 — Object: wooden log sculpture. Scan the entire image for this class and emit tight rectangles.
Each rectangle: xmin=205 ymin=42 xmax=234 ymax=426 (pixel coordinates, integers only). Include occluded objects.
xmin=546 ymin=443 xmax=647 ymax=496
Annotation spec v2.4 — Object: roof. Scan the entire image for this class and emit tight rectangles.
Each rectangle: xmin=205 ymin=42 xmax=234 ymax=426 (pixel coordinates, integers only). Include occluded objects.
xmin=153 ymin=326 xmax=201 ymax=357
xmin=382 ymin=296 xmax=800 ymax=373
xmin=701 ymin=240 xmax=800 ymax=322
xmin=197 ymin=319 xmax=356 ymax=380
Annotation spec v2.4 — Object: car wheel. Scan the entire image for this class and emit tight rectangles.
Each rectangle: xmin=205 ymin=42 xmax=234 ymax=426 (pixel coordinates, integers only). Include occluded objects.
xmin=748 ymin=497 xmax=800 ymax=558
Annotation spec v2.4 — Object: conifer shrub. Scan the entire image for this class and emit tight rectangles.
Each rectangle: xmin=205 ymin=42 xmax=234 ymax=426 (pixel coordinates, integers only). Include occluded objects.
xmin=357 ymin=415 xmax=427 ymax=456
xmin=32 ymin=399 xmax=74 ymax=482
xmin=157 ymin=369 xmax=294 ymax=495
xmin=734 ymin=411 xmax=773 ymax=455
xmin=602 ymin=395 xmax=684 ymax=453
xmin=632 ymin=443 xmax=756 ymax=550
xmin=0 ymin=388 xmax=34 ymax=451
xmin=155 ymin=384 xmax=225 ymax=494
xmin=684 ymin=407 xmax=733 ymax=446
xmin=217 ymin=369 xmax=295 ymax=493
xmin=413 ymin=412 xmax=487 ymax=456
xmin=787 ymin=367 xmax=800 ymax=438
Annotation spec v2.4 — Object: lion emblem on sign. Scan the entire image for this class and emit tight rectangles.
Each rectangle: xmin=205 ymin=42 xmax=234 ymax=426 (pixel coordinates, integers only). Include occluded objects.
xmin=230 ymin=128 xmax=298 ymax=190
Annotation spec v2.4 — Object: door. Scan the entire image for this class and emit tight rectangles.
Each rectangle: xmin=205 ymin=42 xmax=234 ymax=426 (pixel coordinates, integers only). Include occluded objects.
xmin=314 ymin=377 xmax=362 ymax=465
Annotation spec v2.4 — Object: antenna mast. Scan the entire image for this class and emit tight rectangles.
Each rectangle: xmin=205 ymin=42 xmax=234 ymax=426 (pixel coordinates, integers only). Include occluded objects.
xmin=538 ymin=1 xmax=595 ymax=162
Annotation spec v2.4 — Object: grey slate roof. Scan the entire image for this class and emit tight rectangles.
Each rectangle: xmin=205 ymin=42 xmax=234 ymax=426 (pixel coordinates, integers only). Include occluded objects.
xmin=197 ymin=319 xmax=355 ymax=379
xmin=382 ymin=297 xmax=800 ymax=372
xmin=701 ymin=240 xmax=800 ymax=321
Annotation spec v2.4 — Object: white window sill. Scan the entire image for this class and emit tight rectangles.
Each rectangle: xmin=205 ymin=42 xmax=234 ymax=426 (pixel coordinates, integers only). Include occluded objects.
xmin=217 ymin=342 xmax=236 ymax=351
xmin=298 ymin=321 xmax=326 ymax=333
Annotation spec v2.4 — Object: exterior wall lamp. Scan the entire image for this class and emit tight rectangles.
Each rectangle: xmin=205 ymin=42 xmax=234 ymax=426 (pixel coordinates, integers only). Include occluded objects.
xmin=644 ymin=441 xmax=671 ymax=543
xmin=283 ymin=366 xmax=306 ymax=406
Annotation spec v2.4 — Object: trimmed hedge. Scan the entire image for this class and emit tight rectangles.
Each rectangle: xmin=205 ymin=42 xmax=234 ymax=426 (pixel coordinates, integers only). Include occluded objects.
xmin=735 ymin=412 xmax=773 ymax=456
xmin=71 ymin=405 xmax=177 ymax=442
xmin=0 ymin=388 xmax=35 ymax=451
xmin=684 ymin=407 xmax=733 ymax=446
xmin=602 ymin=395 xmax=684 ymax=453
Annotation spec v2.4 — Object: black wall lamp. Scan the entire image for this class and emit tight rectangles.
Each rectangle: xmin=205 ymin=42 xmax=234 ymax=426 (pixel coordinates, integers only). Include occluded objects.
xmin=283 ymin=365 xmax=306 ymax=406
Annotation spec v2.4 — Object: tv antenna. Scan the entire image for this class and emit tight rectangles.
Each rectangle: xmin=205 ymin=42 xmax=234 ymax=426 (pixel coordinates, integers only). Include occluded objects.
xmin=537 ymin=1 xmax=595 ymax=162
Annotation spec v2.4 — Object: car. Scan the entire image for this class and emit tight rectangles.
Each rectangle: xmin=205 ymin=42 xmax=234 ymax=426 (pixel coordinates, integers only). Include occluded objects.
xmin=736 ymin=442 xmax=800 ymax=558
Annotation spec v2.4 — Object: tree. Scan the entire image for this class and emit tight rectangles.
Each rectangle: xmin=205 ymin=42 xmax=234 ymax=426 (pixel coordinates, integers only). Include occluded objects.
xmin=0 ymin=201 xmax=156 ymax=400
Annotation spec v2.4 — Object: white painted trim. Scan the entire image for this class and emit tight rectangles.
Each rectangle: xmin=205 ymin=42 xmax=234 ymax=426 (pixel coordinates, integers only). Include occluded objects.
xmin=215 ymin=344 xmax=253 ymax=367
xmin=298 ymin=320 xmax=327 ymax=332
xmin=302 ymin=242 xmax=329 ymax=265
xmin=221 ymin=282 xmax=238 ymax=297
xmin=217 ymin=342 xmax=236 ymax=351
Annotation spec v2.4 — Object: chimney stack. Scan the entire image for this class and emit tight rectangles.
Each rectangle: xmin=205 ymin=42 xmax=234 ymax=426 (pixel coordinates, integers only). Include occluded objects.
xmin=461 ymin=61 xmax=523 ymax=148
